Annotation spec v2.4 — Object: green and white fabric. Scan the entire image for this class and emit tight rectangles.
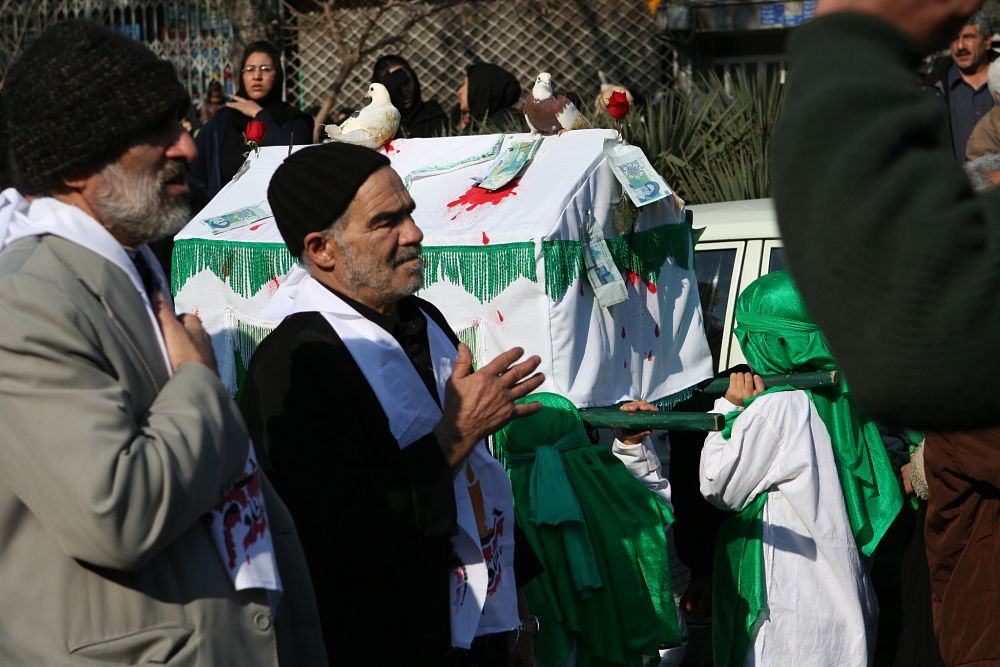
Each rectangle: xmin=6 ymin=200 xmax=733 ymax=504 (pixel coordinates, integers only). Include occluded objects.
xmin=172 ymin=131 xmax=712 ymax=405
xmin=702 ymin=271 xmax=900 ymax=667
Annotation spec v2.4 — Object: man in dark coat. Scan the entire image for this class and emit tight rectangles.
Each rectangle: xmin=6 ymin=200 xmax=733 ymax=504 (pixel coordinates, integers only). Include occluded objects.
xmin=240 ymin=142 xmax=544 ymax=665
xmin=920 ymin=11 xmax=995 ymax=161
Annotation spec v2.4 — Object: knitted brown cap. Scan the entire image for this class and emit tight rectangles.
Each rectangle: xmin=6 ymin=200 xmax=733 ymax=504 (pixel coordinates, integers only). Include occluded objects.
xmin=267 ymin=142 xmax=390 ymax=257
xmin=6 ymin=20 xmax=189 ymax=194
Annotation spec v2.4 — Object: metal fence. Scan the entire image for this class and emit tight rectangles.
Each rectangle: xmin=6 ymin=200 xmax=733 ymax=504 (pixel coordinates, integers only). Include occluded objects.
xmin=2 ymin=0 xmax=674 ymax=119
xmin=1 ymin=0 xmax=235 ymax=106
xmin=284 ymin=0 xmax=673 ymax=118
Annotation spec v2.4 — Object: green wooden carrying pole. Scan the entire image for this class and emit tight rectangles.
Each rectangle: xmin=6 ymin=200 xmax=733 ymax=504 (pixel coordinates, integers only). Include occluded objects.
xmin=580 ymin=410 xmax=725 ymax=431
xmin=698 ymin=370 xmax=838 ymax=395
xmin=579 ymin=371 xmax=839 ymax=432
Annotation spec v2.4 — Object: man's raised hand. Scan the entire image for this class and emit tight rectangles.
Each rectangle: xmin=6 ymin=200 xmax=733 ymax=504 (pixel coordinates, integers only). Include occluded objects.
xmin=434 ymin=343 xmax=544 ymax=469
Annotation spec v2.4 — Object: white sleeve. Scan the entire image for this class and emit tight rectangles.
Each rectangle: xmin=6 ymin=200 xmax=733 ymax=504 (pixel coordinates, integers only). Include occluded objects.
xmin=611 ymin=435 xmax=673 ymax=509
xmin=700 ymin=395 xmax=786 ymax=512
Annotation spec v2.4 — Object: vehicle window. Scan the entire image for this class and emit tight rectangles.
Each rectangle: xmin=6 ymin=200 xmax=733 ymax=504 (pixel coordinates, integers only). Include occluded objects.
xmin=694 ymin=248 xmax=737 ymax=371
xmin=767 ymin=246 xmax=787 ymax=273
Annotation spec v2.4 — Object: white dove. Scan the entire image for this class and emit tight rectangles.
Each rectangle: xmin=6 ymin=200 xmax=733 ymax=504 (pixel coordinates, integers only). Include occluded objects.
xmin=324 ymin=83 xmax=400 ymax=150
xmin=523 ymin=72 xmax=591 ymax=136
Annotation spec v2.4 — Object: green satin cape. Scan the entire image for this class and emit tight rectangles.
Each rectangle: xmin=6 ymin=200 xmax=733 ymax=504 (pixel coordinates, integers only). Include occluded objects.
xmin=496 ymin=392 xmax=682 ymax=667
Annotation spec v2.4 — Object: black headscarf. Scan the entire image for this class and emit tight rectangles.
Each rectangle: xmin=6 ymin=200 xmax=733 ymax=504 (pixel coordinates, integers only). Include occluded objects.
xmin=232 ymin=41 xmax=302 ymax=127
xmin=221 ymin=41 xmax=308 ymax=183
xmin=372 ymin=54 xmax=447 ymax=138
xmin=466 ymin=63 xmax=520 ymax=122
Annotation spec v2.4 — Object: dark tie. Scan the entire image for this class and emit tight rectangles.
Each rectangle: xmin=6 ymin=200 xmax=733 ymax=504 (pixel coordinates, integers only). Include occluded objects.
xmin=131 ymin=250 xmax=160 ymax=303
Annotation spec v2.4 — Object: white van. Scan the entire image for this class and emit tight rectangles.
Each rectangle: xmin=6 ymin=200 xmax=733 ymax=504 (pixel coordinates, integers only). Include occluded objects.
xmin=690 ymin=198 xmax=784 ymax=372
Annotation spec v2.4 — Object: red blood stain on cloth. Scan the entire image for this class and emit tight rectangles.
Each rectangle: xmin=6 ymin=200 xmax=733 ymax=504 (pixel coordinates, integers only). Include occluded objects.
xmin=384 ymin=140 xmax=401 ymax=154
xmin=624 ymin=360 xmax=628 ymax=368
xmin=646 ymin=281 xmax=658 ymax=293
xmin=621 ymin=327 xmax=626 ymax=339
xmin=647 ymin=351 xmax=653 ymax=361
xmin=654 ymin=324 xmax=660 ymax=338
xmin=625 ymin=271 xmax=641 ymax=287
xmin=447 ymin=179 xmax=520 ymax=220
xmin=580 ymin=283 xmax=585 ymax=296
xmin=497 ymin=311 xmax=504 ymax=322
xmin=482 ymin=231 xmax=490 ymax=244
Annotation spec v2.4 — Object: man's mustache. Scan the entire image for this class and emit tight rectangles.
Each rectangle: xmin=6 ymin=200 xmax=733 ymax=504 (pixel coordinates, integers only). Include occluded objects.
xmin=393 ymin=245 xmax=422 ymax=266
xmin=956 ymin=49 xmax=972 ymax=57
xmin=159 ymin=158 xmax=189 ymax=186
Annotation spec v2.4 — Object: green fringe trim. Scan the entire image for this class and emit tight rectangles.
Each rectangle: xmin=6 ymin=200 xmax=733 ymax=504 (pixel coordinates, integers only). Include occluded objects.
xmin=170 ymin=222 xmax=690 ymax=304
xmin=541 ymin=222 xmax=693 ymax=301
xmin=231 ymin=315 xmax=279 ymax=398
xmin=650 ymin=385 xmax=696 ymax=410
xmin=606 ymin=222 xmax=692 ymax=284
xmin=171 ymin=239 xmax=296 ymax=299
xmin=541 ymin=240 xmax=585 ymax=301
xmin=421 ymin=242 xmax=536 ymax=304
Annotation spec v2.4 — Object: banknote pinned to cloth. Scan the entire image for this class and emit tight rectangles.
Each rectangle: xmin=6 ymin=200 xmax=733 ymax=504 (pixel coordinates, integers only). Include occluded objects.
xmin=581 ymin=210 xmax=628 ymax=308
xmin=603 ymin=139 xmax=671 ymax=208
xmin=478 ymin=136 xmax=543 ymax=191
xmin=201 ymin=201 xmax=273 ymax=234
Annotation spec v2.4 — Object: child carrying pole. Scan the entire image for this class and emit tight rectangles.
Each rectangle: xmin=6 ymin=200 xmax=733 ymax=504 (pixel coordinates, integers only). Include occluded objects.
xmin=700 ymin=271 xmax=903 ymax=667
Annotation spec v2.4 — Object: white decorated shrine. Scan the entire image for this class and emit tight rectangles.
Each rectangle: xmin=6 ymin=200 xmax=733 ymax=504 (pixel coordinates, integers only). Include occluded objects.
xmin=171 ymin=129 xmax=713 ymax=406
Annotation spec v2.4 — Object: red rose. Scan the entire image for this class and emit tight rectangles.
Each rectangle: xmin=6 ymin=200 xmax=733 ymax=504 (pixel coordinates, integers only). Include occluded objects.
xmin=245 ymin=120 xmax=267 ymax=143
xmin=606 ymin=91 xmax=630 ymax=120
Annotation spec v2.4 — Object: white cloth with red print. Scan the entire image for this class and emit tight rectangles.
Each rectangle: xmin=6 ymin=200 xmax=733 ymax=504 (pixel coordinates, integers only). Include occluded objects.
xmin=284 ymin=273 xmax=519 ymax=649
xmin=0 ymin=192 xmax=282 ymax=596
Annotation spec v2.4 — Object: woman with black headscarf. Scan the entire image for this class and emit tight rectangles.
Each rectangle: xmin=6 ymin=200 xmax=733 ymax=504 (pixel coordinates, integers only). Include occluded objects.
xmin=458 ymin=63 xmax=523 ymax=134
xmin=372 ymin=55 xmax=448 ymax=138
xmin=191 ymin=41 xmax=313 ymax=198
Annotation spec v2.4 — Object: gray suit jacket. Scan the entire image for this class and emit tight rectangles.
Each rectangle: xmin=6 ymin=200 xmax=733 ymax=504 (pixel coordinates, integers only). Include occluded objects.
xmin=0 ymin=234 xmax=326 ymax=665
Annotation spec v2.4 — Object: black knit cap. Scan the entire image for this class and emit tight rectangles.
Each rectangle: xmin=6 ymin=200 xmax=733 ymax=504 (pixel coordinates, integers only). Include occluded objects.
xmin=6 ymin=20 xmax=189 ymax=194
xmin=267 ymin=142 xmax=390 ymax=257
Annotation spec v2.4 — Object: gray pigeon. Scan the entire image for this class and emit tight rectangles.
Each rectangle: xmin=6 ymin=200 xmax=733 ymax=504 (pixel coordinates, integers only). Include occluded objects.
xmin=524 ymin=72 xmax=591 ymax=135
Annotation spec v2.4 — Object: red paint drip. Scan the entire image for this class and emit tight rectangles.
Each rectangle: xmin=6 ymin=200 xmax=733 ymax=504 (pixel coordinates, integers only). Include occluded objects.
xmin=654 ymin=324 xmax=660 ymax=337
xmin=621 ymin=327 xmax=626 ymax=339
xmin=646 ymin=280 xmax=658 ymax=293
xmin=446 ymin=178 xmax=520 ymax=220
xmin=482 ymin=231 xmax=490 ymax=244
xmin=497 ymin=310 xmax=504 ymax=322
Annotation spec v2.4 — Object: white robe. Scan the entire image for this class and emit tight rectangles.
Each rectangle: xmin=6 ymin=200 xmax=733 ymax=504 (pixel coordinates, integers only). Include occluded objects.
xmin=700 ymin=391 xmax=877 ymax=667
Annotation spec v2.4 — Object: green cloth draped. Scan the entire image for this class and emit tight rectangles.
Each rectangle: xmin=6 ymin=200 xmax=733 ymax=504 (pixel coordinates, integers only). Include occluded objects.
xmin=712 ymin=492 xmax=767 ymax=667
xmin=505 ymin=433 xmax=602 ymax=595
xmin=712 ymin=271 xmax=903 ymax=666
xmin=495 ymin=393 xmax=682 ymax=667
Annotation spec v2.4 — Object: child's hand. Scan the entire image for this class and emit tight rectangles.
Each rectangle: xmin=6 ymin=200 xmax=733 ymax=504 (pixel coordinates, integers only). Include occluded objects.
xmin=618 ymin=400 xmax=658 ymax=445
xmin=724 ymin=372 xmax=765 ymax=406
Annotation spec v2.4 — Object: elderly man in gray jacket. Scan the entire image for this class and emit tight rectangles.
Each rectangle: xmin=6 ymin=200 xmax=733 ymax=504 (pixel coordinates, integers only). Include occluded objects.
xmin=0 ymin=20 xmax=326 ymax=666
